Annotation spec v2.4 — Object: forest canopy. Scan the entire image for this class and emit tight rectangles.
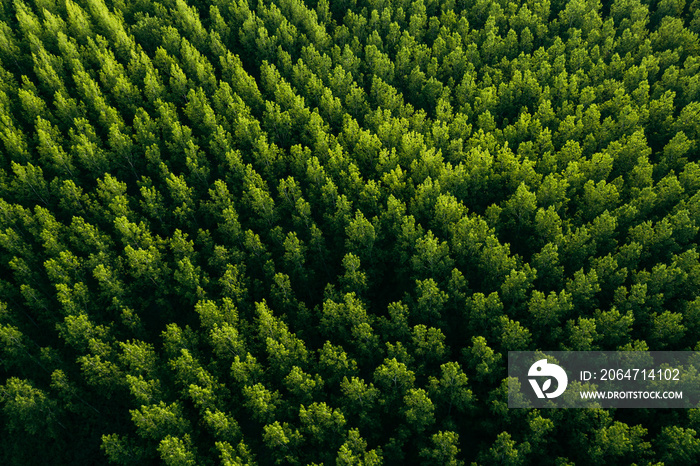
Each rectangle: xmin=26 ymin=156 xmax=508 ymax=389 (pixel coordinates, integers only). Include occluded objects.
xmin=0 ymin=0 xmax=699 ymax=464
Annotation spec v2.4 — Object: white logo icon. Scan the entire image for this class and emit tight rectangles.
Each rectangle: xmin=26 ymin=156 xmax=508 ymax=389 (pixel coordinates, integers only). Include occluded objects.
xmin=528 ymin=359 xmax=568 ymax=398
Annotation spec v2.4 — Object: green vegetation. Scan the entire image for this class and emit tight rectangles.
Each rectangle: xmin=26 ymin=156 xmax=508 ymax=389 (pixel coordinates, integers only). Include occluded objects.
xmin=0 ymin=0 xmax=699 ymax=463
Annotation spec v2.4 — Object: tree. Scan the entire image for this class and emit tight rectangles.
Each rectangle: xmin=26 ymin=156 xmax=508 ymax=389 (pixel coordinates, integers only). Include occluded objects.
xmin=428 ymin=361 xmax=474 ymax=417
xmin=373 ymin=357 xmax=415 ymax=408
xmin=261 ymin=420 xmax=301 ymax=464
xmin=130 ymin=401 xmax=190 ymax=441
xmin=320 ymin=293 xmax=379 ymax=361
xmin=339 ymin=253 xmax=368 ymax=296
xmin=595 ymin=308 xmax=634 ymax=348
xmin=336 ymin=428 xmax=383 ymax=465
xmin=589 ymin=421 xmax=650 ymax=464
xmin=411 ymin=324 xmax=448 ymax=371
xmin=411 ymin=230 xmax=454 ymax=281
xmin=1 ymin=377 xmax=63 ymax=437
xmin=499 ymin=316 xmax=533 ymax=351
xmin=299 ymin=401 xmax=346 ymax=442
xmin=158 ymin=435 xmax=197 ymax=466
xmin=483 ymin=432 xmax=530 ymax=466
xmin=420 ymin=431 xmax=463 ymax=466
xmin=284 ymin=365 xmax=323 ymax=406
xmin=656 ymin=426 xmax=700 ymax=466
xmin=256 ymin=300 xmax=309 ymax=376
xmin=403 ymin=388 xmax=435 ymax=435
xmin=411 ymin=278 xmax=448 ymax=326
xmin=528 ymin=290 xmax=573 ymax=342
xmin=463 ymin=336 xmax=502 ymax=384
xmin=345 ymin=210 xmax=376 ymax=265
xmin=242 ymin=383 xmax=281 ymax=424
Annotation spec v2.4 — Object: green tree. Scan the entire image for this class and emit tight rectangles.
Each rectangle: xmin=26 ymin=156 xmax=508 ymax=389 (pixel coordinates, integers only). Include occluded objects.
xmin=420 ymin=431 xmax=463 ymax=466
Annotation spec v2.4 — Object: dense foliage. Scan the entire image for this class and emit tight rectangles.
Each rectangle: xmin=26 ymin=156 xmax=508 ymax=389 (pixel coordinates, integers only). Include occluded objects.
xmin=0 ymin=0 xmax=699 ymax=463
